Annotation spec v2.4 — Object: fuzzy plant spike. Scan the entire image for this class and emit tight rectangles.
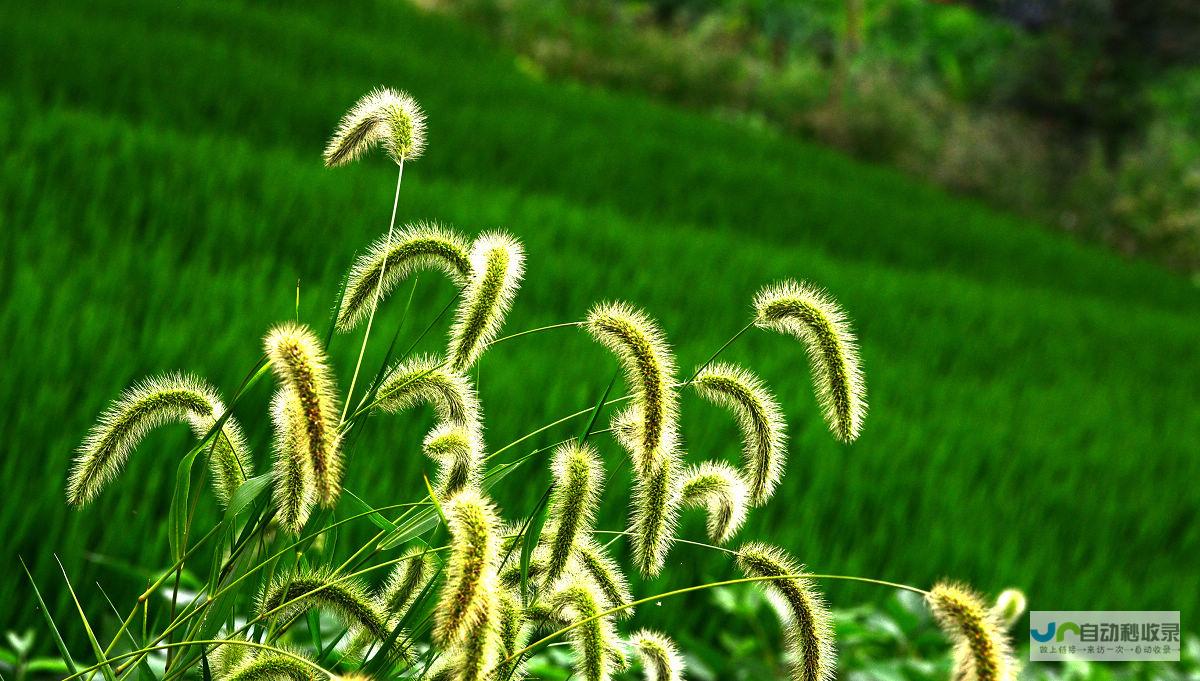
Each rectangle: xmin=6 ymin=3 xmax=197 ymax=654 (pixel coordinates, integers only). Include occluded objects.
xmin=335 ymin=223 xmax=473 ymax=332
xmin=448 ymin=232 xmax=526 ymax=371
xmin=752 ymin=280 xmax=866 ymax=443
xmin=992 ymin=588 xmax=1027 ymax=629
xmin=323 ymin=87 xmax=426 ymax=167
xmin=376 ymin=354 xmax=482 ymax=432
xmin=223 ymin=646 xmax=316 ymax=681
xmin=67 ymin=372 xmax=251 ymax=507
xmin=574 ymin=537 xmax=634 ymax=618
xmin=264 ymin=322 xmax=342 ymax=506
xmin=381 ymin=545 xmax=437 ymax=617
xmin=435 ymin=489 xmax=501 ymax=646
xmin=628 ymin=451 xmax=681 ymax=577
xmin=545 ymin=442 xmax=604 ymax=583
xmin=258 ymin=569 xmax=393 ymax=644
xmin=679 ymin=461 xmax=750 ymax=544
xmin=584 ymin=302 xmax=679 ymax=474
xmin=269 ymin=389 xmax=315 ymax=535
xmin=423 ymin=424 xmax=481 ymax=497
xmin=736 ymin=542 xmax=835 ymax=681
xmin=433 ymin=588 xmax=500 ymax=681
xmin=208 ymin=639 xmax=255 ymax=680
xmin=551 ymin=583 xmax=622 ymax=681
xmin=927 ymin=582 xmax=1018 ymax=681
xmin=493 ymin=587 xmax=530 ymax=681
xmin=692 ymin=363 xmax=787 ymax=505
xmin=629 ymin=630 xmax=684 ymax=681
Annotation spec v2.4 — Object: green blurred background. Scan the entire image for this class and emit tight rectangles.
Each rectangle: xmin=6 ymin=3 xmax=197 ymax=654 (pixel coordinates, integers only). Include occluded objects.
xmin=1 ymin=0 xmax=1198 ymax=674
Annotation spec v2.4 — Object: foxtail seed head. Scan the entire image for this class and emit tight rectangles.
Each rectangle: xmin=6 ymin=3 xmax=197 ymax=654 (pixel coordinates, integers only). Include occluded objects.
xmin=269 ymin=389 xmax=315 ymax=534
xmin=376 ymin=354 xmax=482 ymax=432
xmin=67 ymin=373 xmax=250 ymax=507
xmin=435 ymin=489 xmax=500 ymax=646
xmin=735 ymin=542 xmax=835 ymax=681
xmin=258 ymin=569 xmax=391 ymax=643
xmin=584 ymin=302 xmax=679 ymax=474
xmin=435 ymin=587 xmax=499 ymax=681
xmin=629 ymin=629 xmax=683 ymax=681
xmin=693 ymin=363 xmax=786 ymax=505
xmin=448 ymin=232 xmax=525 ymax=371
xmin=423 ymin=423 xmax=482 ymax=498
xmin=752 ymin=281 xmax=866 ymax=443
xmin=222 ymin=646 xmax=315 ymax=681
xmin=336 ymin=223 xmax=472 ymax=332
xmin=323 ymin=87 xmax=426 ymax=167
xmin=629 ymin=451 xmax=681 ymax=577
xmin=927 ymin=582 xmax=1018 ymax=681
xmin=381 ymin=545 xmax=437 ymax=617
xmin=551 ymin=582 xmax=621 ymax=681
xmin=992 ymin=588 xmax=1027 ymax=629
xmin=679 ymin=461 xmax=750 ymax=544
xmin=493 ymin=587 xmax=530 ymax=680
xmin=574 ymin=537 xmax=633 ymax=618
xmin=545 ymin=442 xmax=603 ymax=583
xmin=264 ymin=323 xmax=342 ymax=506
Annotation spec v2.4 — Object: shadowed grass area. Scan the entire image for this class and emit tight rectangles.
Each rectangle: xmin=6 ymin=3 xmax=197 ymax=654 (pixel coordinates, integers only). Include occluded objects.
xmin=1 ymin=0 xmax=1197 ymax=655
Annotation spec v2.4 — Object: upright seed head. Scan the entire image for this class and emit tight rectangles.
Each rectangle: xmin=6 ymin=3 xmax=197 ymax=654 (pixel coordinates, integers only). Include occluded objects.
xmin=584 ymin=302 xmax=678 ymax=475
xmin=493 ymin=586 xmax=530 ymax=681
xmin=435 ymin=489 xmax=500 ymax=646
xmin=376 ymin=354 xmax=482 ymax=433
xmin=67 ymin=373 xmax=251 ymax=507
xmin=269 ymin=388 xmax=315 ymax=535
xmin=629 ymin=451 xmax=681 ymax=577
xmin=323 ymin=87 xmax=426 ymax=167
xmin=752 ymin=280 xmax=866 ymax=443
xmin=679 ymin=461 xmax=750 ymax=544
xmin=423 ymin=423 xmax=482 ymax=498
xmin=434 ymin=587 xmax=499 ymax=681
xmin=336 ymin=223 xmax=472 ymax=332
xmin=258 ymin=568 xmax=392 ymax=643
xmin=550 ymin=582 xmax=621 ymax=681
xmin=735 ymin=542 xmax=835 ymax=681
xmin=629 ymin=629 xmax=684 ymax=681
xmin=927 ymin=582 xmax=1018 ymax=681
xmin=448 ymin=232 xmax=525 ymax=371
xmin=264 ymin=322 xmax=342 ymax=506
xmin=545 ymin=442 xmax=604 ymax=583
xmin=693 ymin=363 xmax=786 ymax=505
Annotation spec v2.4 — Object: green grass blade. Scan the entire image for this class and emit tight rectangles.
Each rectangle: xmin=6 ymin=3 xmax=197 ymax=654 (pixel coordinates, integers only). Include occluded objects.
xmin=54 ymin=556 xmax=116 ymax=681
xmin=19 ymin=557 xmax=76 ymax=675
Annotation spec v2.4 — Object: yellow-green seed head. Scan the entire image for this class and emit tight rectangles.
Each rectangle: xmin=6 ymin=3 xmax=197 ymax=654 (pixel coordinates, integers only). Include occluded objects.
xmin=679 ymin=460 xmax=750 ymax=544
xmin=574 ymin=537 xmax=633 ymax=618
xmin=336 ymin=222 xmax=472 ymax=332
xmin=629 ymin=629 xmax=684 ymax=681
xmin=376 ymin=354 xmax=482 ymax=434
xmin=927 ymin=582 xmax=1018 ymax=681
xmin=257 ymin=568 xmax=392 ymax=644
xmin=550 ymin=582 xmax=621 ymax=681
xmin=629 ymin=451 xmax=681 ymax=577
xmin=735 ymin=542 xmax=835 ymax=681
xmin=67 ymin=372 xmax=251 ymax=507
xmin=493 ymin=586 xmax=530 ymax=680
xmin=269 ymin=388 xmax=315 ymax=535
xmin=752 ymin=280 xmax=866 ymax=443
xmin=448 ymin=232 xmax=526 ymax=371
xmin=435 ymin=489 xmax=500 ymax=646
xmin=992 ymin=588 xmax=1027 ymax=629
xmin=545 ymin=442 xmax=604 ymax=583
xmin=424 ymin=423 xmax=482 ymax=498
xmin=323 ymin=87 xmax=426 ymax=167
xmin=693 ymin=363 xmax=786 ymax=505
xmin=264 ymin=322 xmax=342 ymax=506
xmin=381 ymin=545 xmax=437 ymax=617
xmin=434 ymin=586 xmax=499 ymax=681
xmin=222 ymin=645 xmax=315 ymax=681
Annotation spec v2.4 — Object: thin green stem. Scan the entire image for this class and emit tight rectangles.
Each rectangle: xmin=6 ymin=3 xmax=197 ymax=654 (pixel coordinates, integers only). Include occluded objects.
xmin=63 ymin=640 xmax=332 ymax=681
xmin=487 ymin=321 xmax=582 ymax=347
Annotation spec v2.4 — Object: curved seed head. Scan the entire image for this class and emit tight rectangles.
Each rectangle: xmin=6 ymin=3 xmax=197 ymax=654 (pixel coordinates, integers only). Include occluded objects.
xmin=629 ymin=452 xmax=681 ymax=577
xmin=381 ymin=545 xmax=437 ymax=617
xmin=679 ymin=461 xmax=750 ymax=544
xmin=323 ymin=87 xmax=426 ymax=167
xmin=752 ymin=280 xmax=866 ymax=443
xmin=223 ymin=646 xmax=315 ymax=681
xmin=269 ymin=389 xmax=315 ymax=535
xmin=336 ymin=223 xmax=472 ymax=332
xmin=550 ymin=582 xmax=621 ymax=681
xmin=258 ymin=568 xmax=391 ymax=643
xmin=68 ymin=372 xmax=251 ymax=507
xmin=448 ymin=232 xmax=525 ymax=371
xmin=584 ymin=302 xmax=678 ymax=474
xmin=493 ymin=586 xmax=530 ymax=681
xmin=545 ymin=442 xmax=603 ymax=583
xmin=264 ymin=323 xmax=342 ymax=506
xmin=574 ymin=537 xmax=633 ymax=618
xmin=735 ymin=542 xmax=835 ymax=681
xmin=435 ymin=489 xmax=500 ymax=646
xmin=629 ymin=629 xmax=683 ymax=681
xmin=434 ymin=587 xmax=499 ymax=681
xmin=207 ymin=638 xmax=256 ymax=680
xmin=693 ymin=363 xmax=786 ymax=505
xmin=376 ymin=354 xmax=482 ymax=433
xmin=424 ymin=423 xmax=482 ymax=498
xmin=992 ymin=588 xmax=1027 ymax=629
xmin=928 ymin=582 xmax=1018 ymax=681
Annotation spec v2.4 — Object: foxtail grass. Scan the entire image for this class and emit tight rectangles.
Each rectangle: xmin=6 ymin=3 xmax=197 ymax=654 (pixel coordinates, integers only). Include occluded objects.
xmin=435 ymin=489 xmax=500 ymax=646
xmin=423 ymin=423 xmax=482 ymax=498
xmin=927 ymin=582 xmax=1018 ymax=681
xmin=323 ymin=87 xmax=426 ymax=167
xmin=257 ymin=569 xmax=391 ymax=643
xmin=269 ymin=388 xmax=315 ymax=534
xmin=448 ymin=232 xmax=525 ymax=371
xmin=550 ymin=582 xmax=622 ymax=681
xmin=679 ymin=461 xmax=749 ymax=544
xmin=628 ymin=452 xmax=680 ymax=577
xmin=629 ymin=629 xmax=683 ymax=681
xmin=545 ymin=442 xmax=603 ymax=582
xmin=375 ymin=354 xmax=481 ymax=431
xmin=221 ymin=646 xmax=315 ymax=681
xmin=574 ymin=537 xmax=633 ymax=617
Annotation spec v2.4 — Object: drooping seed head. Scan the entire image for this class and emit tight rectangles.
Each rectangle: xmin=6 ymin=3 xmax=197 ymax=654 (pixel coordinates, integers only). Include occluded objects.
xmin=258 ymin=568 xmax=392 ymax=643
xmin=223 ymin=646 xmax=315 ymax=681
xmin=376 ymin=354 xmax=482 ymax=433
xmin=380 ymin=545 xmax=437 ymax=617
xmin=574 ymin=537 xmax=633 ymax=618
xmin=629 ymin=451 xmax=681 ymax=577
xmin=693 ymin=363 xmax=786 ymax=505
xmin=323 ymin=87 xmax=426 ymax=167
xmin=435 ymin=489 xmax=500 ymax=646
xmin=752 ymin=281 xmax=866 ymax=443
xmin=67 ymin=372 xmax=251 ymax=507
xmin=735 ymin=542 xmax=835 ymax=681
xmin=423 ymin=423 xmax=482 ymax=498
xmin=264 ymin=323 xmax=342 ymax=506
xmin=435 ymin=587 xmax=499 ymax=681
xmin=629 ymin=629 xmax=683 ymax=681
xmin=545 ymin=442 xmax=604 ymax=583
xmin=269 ymin=388 xmax=315 ymax=534
xmin=679 ymin=461 xmax=750 ymax=544
xmin=336 ymin=223 xmax=473 ymax=332
xmin=927 ymin=582 xmax=1018 ymax=681
xmin=550 ymin=582 xmax=621 ymax=681
xmin=992 ymin=588 xmax=1027 ymax=629
xmin=207 ymin=638 xmax=255 ymax=680
xmin=448 ymin=232 xmax=525 ymax=371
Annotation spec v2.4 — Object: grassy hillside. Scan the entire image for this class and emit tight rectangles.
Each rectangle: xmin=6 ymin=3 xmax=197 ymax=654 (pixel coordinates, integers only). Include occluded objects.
xmin=2 ymin=0 xmax=1197 ymax=656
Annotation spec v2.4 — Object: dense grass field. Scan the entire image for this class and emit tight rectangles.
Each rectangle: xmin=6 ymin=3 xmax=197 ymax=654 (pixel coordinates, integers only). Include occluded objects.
xmin=2 ymin=0 xmax=1197 ymax=661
